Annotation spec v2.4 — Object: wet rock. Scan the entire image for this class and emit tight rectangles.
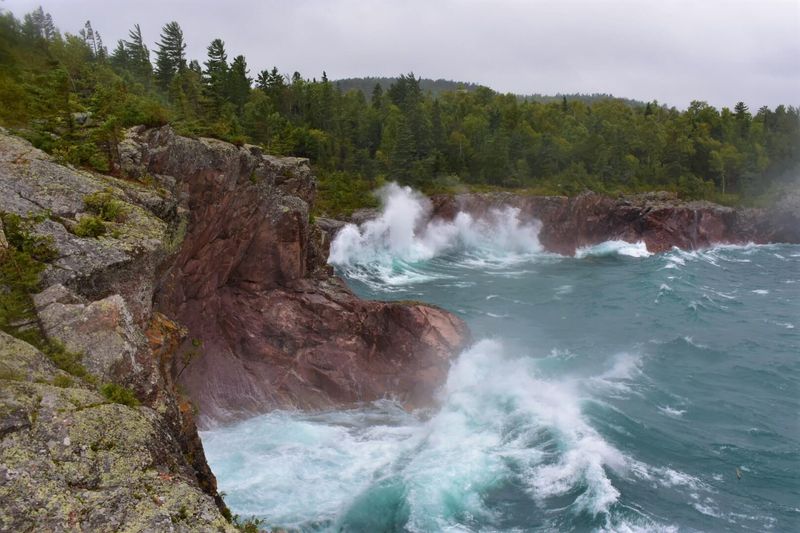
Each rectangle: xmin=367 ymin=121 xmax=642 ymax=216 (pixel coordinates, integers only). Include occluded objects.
xmin=115 ymin=126 xmax=470 ymax=426
xmin=431 ymin=190 xmax=800 ymax=255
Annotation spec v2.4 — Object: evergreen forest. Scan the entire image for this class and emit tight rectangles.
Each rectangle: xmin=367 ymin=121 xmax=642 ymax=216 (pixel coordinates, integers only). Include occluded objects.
xmin=1 ymin=7 xmax=798 ymax=217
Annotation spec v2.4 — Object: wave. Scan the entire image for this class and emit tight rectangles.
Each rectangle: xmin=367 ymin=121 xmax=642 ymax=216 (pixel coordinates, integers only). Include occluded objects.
xmin=328 ymin=183 xmax=543 ymax=287
xmin=575 ymin=240 xmax=652 ymax=258
xmin=203 ymin=339 xmax=677 ymax=530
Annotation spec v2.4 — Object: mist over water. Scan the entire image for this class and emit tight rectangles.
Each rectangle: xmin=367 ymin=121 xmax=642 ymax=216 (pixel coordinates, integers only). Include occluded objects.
xmin=203 ymin=185 xmax=800 ymax=532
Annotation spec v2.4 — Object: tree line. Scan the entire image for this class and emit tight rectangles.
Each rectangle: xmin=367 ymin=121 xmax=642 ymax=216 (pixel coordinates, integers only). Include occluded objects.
xmin=1 ymin=7 xmax=798 ymax=216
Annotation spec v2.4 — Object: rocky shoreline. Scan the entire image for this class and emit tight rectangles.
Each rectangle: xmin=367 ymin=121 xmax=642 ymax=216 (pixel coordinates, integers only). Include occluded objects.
xmin=1 ymin=124 xmax=796 ymax=530
xmin=428 ymin=190 xmax=799 ymax=255
xmin=0 ymin=127 xmax=468 ymax=531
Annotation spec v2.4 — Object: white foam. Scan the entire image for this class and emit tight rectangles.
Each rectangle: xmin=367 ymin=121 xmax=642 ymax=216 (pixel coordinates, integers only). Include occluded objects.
xmin=204 ymin=339 xmax=633 ymax=527
xmin=658 ymin=406 xmax=687 ymax=417
xmin=575 ymin=240 xmax=652 ymax=258
xmin=329 ymin=183 xmax=544 ymax=288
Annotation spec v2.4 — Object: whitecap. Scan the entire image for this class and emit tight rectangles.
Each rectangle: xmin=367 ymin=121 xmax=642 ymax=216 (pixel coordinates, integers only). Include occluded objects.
xmin=575 ymin=240 xmax=652 ymax=258
xmin=329 ymin=183 xmax=545 ymax=288
xmin=658 ymin=405 xmax=686 ymax=417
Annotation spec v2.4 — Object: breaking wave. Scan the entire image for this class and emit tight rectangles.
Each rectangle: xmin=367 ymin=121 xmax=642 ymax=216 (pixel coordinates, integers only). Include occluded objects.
xmin=328 ymin=183 xmax=543 ymax=288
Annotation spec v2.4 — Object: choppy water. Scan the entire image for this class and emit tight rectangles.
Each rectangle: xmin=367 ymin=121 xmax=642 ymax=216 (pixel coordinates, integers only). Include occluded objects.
xmin=202 ymin=185 xmax=799 ymax=532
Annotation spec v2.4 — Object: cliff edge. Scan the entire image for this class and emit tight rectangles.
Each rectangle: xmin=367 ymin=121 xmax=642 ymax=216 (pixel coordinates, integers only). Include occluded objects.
xmin=0 ymin=126 xmax=469 ymax=531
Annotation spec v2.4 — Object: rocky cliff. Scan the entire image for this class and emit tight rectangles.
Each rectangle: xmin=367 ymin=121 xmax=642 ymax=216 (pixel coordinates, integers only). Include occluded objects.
xmin=0 ymin=127 xmax=468 ymax=531
xmin=118 ymin=126 xmax=469 ymax=424
xmin=430 ymin=190 xmax=800 ymax=254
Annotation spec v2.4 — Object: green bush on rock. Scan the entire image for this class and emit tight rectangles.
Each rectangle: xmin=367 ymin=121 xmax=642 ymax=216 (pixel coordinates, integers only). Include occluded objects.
xmin=100 ymin=383 xmax=140 ymax=408
xmin=73 ymin=215 xmax=107 ymax=238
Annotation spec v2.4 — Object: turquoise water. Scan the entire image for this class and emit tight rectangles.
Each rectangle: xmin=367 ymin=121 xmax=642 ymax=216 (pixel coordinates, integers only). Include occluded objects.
xmin=202 ymin=186 xmax=799 ymax=532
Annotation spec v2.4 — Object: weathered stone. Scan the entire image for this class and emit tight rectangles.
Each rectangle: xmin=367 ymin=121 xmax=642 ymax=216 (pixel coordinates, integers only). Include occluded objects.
xmin=431 ymin=190 xmax=800 ymax=255
xmin=35 ymin=289 xmax=148 ymax=385
xmin=0 ymin=216 xmax=7 ymax=251
xmin=0 ymin=330 xmax=234 ymax=533
xmin=115 ymin=126 xmax=470 ymax=426
xmin=1 ymin=125 xmax=471 ymax=529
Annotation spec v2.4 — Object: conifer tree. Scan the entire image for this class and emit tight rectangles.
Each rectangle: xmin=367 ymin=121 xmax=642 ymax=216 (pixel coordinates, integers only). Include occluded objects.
xmin=203 ymin=38 xmax=228 ymax=114
xmin=227 ymin=55 xmax=251 ymax=115
xmin=155 ymin=21 xmax=186 ymax=91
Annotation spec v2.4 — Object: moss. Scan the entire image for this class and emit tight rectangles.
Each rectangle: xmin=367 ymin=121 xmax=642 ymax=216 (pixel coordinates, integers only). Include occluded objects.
xmin=100 ymin=383 xmax=140 ymax=408
xmin=165 ymin=215 xmax=188 ymax=253
xmin=0 ymin=368 xmax=24 ymax=380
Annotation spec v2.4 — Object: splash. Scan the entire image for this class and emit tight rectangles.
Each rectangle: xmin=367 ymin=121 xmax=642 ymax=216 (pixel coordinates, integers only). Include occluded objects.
xmin=202 ymin=340 xmax=644 ymax=531
xmin=575 ymin=240 xmax=652 ymax=258
xmin=328 ymin=183 xmax=543 ymax=288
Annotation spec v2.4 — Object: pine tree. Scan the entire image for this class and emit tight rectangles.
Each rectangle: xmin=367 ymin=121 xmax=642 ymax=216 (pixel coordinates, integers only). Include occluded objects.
xmin=155 ymin=21 xmax=186 ymax=91
xmin=80 ymin=21 xmax=105 ymax=59
xmin=203 ymin=38 xmax=228 ymax=114
xmin=227 ymin=55 xmax=251 ymax=115
xmin=125 ymin=24 xmax=152 ymax=85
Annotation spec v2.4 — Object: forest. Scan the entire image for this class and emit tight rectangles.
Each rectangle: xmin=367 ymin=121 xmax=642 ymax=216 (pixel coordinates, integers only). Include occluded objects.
xmin=1 ymin=7 xmax=798 ymax=217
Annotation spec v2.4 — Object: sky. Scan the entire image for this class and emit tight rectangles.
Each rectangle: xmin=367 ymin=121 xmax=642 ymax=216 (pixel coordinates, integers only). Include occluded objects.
xmin=4 ymin=0 xmax=799 ymax=109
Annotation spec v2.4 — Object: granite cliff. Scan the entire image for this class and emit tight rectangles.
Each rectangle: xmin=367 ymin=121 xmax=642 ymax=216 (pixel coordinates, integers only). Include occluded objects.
xmin=0 ymin=127 xmax=469 ymax=531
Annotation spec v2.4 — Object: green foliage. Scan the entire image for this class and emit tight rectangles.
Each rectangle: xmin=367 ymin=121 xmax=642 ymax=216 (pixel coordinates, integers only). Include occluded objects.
xmin=100 ymin=382 xmax=140 ymax=407
xmin=51 ymin=374 xmax=74 ymax=388
xmin=314 ymin=171 xmax=379 ymax=218
xmin=233 ymin=515 xmax=266 ymax=533
xmin=0 ymin=213 xmax=92 ymax=381
xmin=1 ymin=6 xmax=798 ymax=206
xmin=84 ymin=190 xmax=126 ymax=221
xmin=1 ymin=213 xmax=58 ymax=262
xmin=73 ymin=215 xmax=107 ymax=238
xmin=41 ymin=340 xmax=91 ymax=379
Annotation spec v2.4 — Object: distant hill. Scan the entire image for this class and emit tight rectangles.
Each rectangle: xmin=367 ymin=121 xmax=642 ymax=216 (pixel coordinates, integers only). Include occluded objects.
xmin=334 ymin=77 xmax=648 ymax=107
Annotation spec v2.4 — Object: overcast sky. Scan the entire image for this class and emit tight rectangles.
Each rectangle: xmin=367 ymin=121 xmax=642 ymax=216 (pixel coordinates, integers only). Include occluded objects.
xmin=4 ymin=0 xmax=799 ymax=109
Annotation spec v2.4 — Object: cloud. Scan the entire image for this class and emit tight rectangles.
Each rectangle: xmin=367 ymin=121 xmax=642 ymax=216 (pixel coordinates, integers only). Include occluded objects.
xmin=4 ymin=0 xmax=798 ymax=108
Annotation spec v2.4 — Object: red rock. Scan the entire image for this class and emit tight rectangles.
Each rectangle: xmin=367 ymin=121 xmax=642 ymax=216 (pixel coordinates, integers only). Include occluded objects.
xmin=121 ymin=127 xmax=470 ymax=426
xmin=431 ymin=191 xmax=799 ymax=255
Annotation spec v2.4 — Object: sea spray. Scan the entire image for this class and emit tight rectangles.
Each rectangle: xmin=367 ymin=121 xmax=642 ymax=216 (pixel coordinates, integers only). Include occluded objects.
xmin=329 ymin=183 xmax=543 ymax=287
xmin=203 ymin=229 xmax=800 ymax=531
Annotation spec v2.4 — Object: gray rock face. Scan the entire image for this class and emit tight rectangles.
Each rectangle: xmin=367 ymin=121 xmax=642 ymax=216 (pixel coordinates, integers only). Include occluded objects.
xmin=0 ymin=126 xmax=470 ymax=529
xmin=35 ymin=285 xmax=149 ymax=385
xmin=0 ymin=331 xmax=234 ymax=533
xmin=0 ymin=131 xmax=233 ymax=531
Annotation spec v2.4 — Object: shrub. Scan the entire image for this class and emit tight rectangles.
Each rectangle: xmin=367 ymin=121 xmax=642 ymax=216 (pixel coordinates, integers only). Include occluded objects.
xmin=1 ymin=213 xmax=58 ymax=262
xmin=84 ymin=190 xmax=126 ymax=222
xmin=73 ymin=215 xmax=107 ymax=238
xmin=100 ymin=383 xmax=140 ymax=408
xmin=52 ymin=374 xmax=73 ymax=388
